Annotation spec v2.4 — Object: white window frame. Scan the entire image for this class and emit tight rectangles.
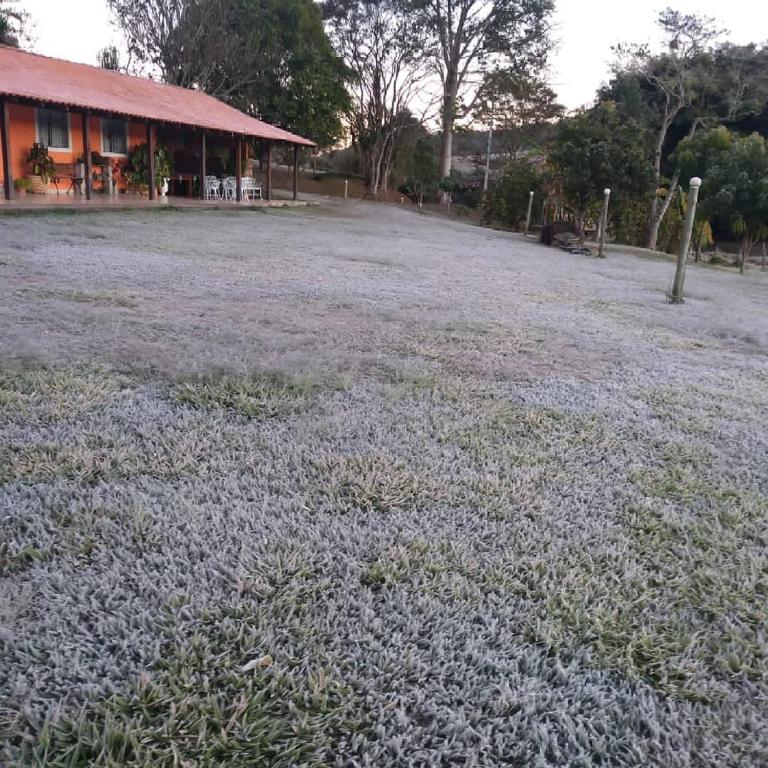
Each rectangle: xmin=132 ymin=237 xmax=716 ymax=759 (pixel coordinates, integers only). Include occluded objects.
xmin=35 ymin=107 xmax=71 ymax=151
xmin=100 ymin=117 xmax=129 ymax=157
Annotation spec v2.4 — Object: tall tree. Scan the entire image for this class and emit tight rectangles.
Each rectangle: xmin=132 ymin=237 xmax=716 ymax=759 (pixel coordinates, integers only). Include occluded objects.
xmin=409 ymin=0 xmax=554 ymax=190
xmin=607 ymin=38 xmax=768 ymax=250
xmin=612 ymin=8 xmax=722 ymax=250
xmin=325 ymin=0 xmax=429 ymax=196
xmin=108 ymin=0 xmax=349 ymax=148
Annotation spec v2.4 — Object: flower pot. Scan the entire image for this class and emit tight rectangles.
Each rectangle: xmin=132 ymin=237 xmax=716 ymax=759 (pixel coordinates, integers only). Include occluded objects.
xmin=159 ymin=178 xmax=169 ymax=198
xmin=27 ymin=175 xmax=48 ymax=195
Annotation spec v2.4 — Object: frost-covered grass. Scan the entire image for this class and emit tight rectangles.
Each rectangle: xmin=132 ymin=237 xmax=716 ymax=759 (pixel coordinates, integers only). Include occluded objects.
xmin=1 ymin=203 xmax=767 ymax=765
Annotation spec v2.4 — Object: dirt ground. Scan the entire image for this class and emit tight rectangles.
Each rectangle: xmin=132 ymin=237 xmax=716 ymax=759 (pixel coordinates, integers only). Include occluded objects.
xmin=1 ymin=202 xmax=767 ymax=766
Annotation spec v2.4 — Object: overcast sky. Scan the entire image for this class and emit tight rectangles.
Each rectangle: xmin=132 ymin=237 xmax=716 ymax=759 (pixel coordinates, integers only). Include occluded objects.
xmin=17 ymin=0 xmax=768 ymax=110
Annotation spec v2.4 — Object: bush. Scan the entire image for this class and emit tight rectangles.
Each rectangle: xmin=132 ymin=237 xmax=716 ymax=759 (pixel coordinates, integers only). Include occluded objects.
xmin=484 ymin=157 xmax=543 ymax=229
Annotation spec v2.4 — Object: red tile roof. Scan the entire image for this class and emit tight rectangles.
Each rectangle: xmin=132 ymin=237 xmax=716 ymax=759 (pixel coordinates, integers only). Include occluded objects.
xmin=0 ymin=45 xmax=315 ymax=146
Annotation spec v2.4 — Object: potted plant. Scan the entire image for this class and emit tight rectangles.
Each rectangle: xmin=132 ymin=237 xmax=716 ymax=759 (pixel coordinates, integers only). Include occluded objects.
xmin=13 ymin=177 xmax=32 ymax=196
xmin=128 ymin=143 xmax=172 ymax=197
xmin=27 ymin=142 xmax=55 ymax=194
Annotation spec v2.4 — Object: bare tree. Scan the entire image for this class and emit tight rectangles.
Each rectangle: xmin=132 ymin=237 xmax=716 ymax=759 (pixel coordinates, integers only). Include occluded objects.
xmin=107 ymin=0 xmax=257 ymax=96
xmin=409 ymin=0 xmax=553 ymax=194
xmin=325 ymin=0 xmax=431 ymax=197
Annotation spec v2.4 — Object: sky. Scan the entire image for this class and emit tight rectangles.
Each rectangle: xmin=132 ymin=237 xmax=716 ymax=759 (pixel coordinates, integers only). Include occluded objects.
xmin=15 ymin=0 xmax=768 ymax=111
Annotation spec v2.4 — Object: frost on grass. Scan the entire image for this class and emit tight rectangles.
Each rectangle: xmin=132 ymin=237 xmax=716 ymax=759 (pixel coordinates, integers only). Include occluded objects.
xmin=1 ymin=205 xmax=768 ymax=766
xmin=27 ymin=546 xmax=369 ymax=768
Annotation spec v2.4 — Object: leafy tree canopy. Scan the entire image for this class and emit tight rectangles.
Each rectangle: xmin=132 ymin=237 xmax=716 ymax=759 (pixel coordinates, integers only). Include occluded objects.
xmin=109 ymin=0 xmax=350 ymax=148
xmin=549 ymin=102 xmax=654 ymax=228
xmin=698 ymin=132 xmax=768 ymax=267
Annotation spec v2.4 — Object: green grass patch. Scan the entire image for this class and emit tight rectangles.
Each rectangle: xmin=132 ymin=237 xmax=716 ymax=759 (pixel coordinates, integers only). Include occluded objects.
xmin=0 ymin=438 xmax=141 ymax=486
xmin=173 ymin=372 xmax=319 ymax=419
xmin=0 ymin=366 xmax=125 ymax=420
xmin=517 ymin=457 xmax=768 ymax=701
xmin=307 ymin=453 xmax=446 ymax=515
xmin=20 ymin=546 xmax=368 ymax=767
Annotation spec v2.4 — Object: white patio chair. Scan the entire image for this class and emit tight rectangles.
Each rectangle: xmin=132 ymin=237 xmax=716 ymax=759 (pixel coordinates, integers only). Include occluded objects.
xmin=203 ymin=175 xmax=221 ymax=200
xmin=222 ymin=176 xmax=237 ymax=201
xmin=241 ymin=177 xmax=263 ymax=202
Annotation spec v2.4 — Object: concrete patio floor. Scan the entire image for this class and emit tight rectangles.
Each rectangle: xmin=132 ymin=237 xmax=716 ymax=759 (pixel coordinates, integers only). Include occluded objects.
xmin=0 ymin=190 xmax=311 ymax=212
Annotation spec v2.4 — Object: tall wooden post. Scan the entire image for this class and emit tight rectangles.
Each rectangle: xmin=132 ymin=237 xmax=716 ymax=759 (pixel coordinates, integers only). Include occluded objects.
xmin=1 ymin=100 xmax=13 ymax=201
xmin=147 ymin=122 xmax=156 ymax=201
xmin=670 ymin=177 xmax=701 ymax=304
xmin=199 ymin=131 xmax=206 ymax=200
xmin=524 ymin=190 xmax=534 ymax=236
xmin=598 ymin=188 xmax=611 ymax=258
xmin=235 ymin=137 xmax=242 ymax=203
xmin=265 ymin=140 xmax=272 ymax=201
xmin=82 ymin=112 xmax=92 ymax=200
xmin=292 ymin=145 xmax=299 ymax=201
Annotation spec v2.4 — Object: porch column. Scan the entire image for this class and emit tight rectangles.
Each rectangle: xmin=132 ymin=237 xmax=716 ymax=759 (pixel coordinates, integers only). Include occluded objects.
xmin=265 ymin=140 xmax=272 ymax=201
xmin=292 ymin=145 xmax=299 ymax=201
xmin=1 ymin=100 xmax=13 ymax=201
xmin=82 ymin=112 xmax=92 ymax=200
xmin=235 ymin=137 xmax=242 ymax=203
xmin=199 ymin=131 xmax=206 ymax=200
xmin=146 ymin=122 xmax=156 ymax=201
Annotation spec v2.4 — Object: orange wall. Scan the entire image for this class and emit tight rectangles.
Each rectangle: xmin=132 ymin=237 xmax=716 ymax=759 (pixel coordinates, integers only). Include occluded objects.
xmin=1 ymin=104 xmax=147 ymax=192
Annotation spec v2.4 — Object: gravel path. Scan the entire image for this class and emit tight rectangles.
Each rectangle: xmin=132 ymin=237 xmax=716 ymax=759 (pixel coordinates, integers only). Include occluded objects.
xmin=1 ymin=202 xmax=767 ymax=766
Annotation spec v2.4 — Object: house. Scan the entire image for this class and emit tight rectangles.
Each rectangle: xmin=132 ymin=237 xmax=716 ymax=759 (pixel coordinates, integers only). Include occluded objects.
xmin=0 ymin=45 xmax=315 ymax=202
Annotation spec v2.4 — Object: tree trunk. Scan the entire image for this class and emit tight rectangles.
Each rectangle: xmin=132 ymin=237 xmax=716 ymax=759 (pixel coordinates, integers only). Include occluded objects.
xmin=646 ymin=120 xmax=698 ymax=250
xmin=740 ymin=234 xmax=755 ymax=274
xmin=647 ymin=173 xmax=679 ymax=251
xmin=439 ymin=117 xmax=453 ymax=180
xmin=439 ymin=79 xmax=457 ymax=203
xmin=645 ymin=118 xmax=668 ymax=248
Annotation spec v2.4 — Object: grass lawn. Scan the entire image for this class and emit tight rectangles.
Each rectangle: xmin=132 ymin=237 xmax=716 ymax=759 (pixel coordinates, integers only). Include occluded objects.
xmin=1 ymin=202 xmax=767 ymax=766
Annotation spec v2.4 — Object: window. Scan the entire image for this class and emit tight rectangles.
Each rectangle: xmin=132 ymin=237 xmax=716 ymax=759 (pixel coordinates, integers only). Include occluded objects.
xmin=101 ymin=117 xmax=128 ymax=155
xmin=35 ymin=108 xmax=70 ymax=150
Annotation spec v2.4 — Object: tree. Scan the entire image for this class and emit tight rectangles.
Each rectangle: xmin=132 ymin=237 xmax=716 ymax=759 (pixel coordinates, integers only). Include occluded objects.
xmin=670 ymin=125 xmax=732 ymax=183
xmin=698 ymin=133 xmax=768 ymax=273
xmin=474 ymin=69 xmax=563 ymax=155
xmin=404 ymin=136 xmax=439 ymax=211
xmin=549 ymin=102 xmax=654 ymax=235
xmin=232 ymin=0 xmax=350 ymax=148
xmin=483 ymin=155 xmax=542 ymax=229
xmin=109 ymin=0 xmax=349 ymax=148
xmin=0 ymin=1 xmax=28 ymax=47
xmin=612 ymin=8 xmax=724 ymax=250
xmin=604 ymin=39 xmax=768 ymax=250
xmin=409 ymin=0 xmax=554 ymax=191
xmin=325 ymin=0 xmax=429 ymax=196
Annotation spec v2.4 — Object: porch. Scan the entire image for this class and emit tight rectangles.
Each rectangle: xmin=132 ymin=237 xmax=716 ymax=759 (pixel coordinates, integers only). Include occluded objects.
xmin=0 ymin=46 xmax=315 ymax=207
